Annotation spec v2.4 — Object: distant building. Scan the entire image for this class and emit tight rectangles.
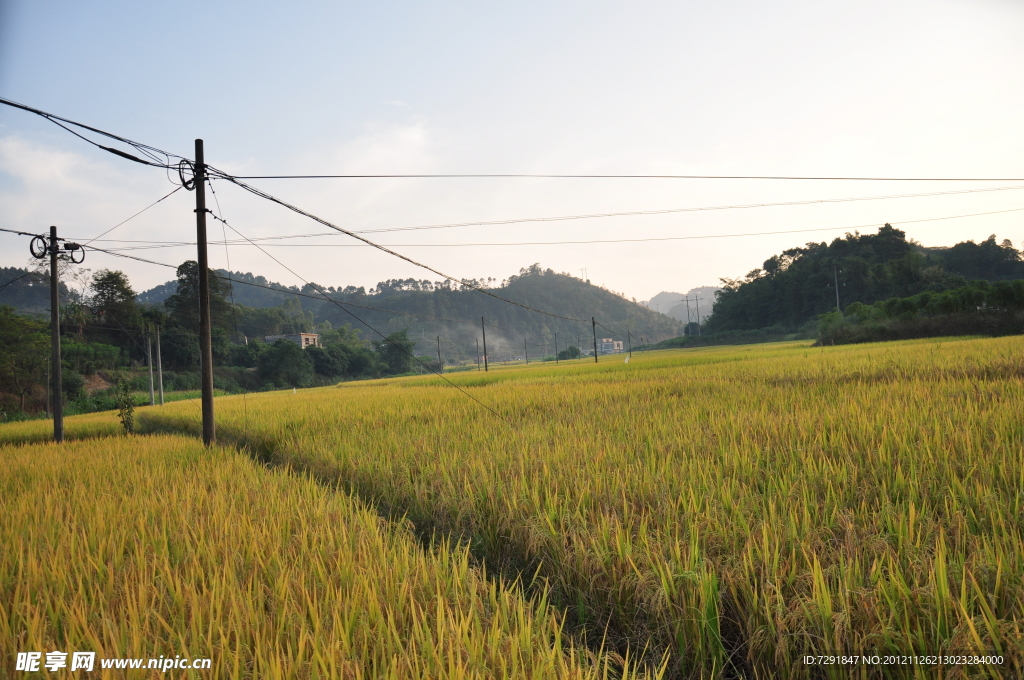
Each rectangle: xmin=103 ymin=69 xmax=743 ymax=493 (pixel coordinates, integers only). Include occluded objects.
xmin=265 ymin=333 xmax=320 ymax=348
xmin=598 ymin=338 xmax=624 ymax=354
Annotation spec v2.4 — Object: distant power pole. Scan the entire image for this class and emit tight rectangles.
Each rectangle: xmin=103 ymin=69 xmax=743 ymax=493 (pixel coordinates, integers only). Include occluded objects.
xmin=147 ymin=331 xmax=155 ymax=405
xmin=524 ymin=339 xmax=529 ymax=364
xmin=591 ymin=317 xmax=598 ymax=363
xmin=833 ymin=266 xmax=841 ymax=311
xmin=694 ymin=297 xmax=702 ymax=338
xmin=681 ymin=298 xmax=691 ymax=336
xmin=481 ymin=317 xmax=489 ymax=372
xmin=627 ymin=330 xmax=632 ymax=358
xmin=194 ymin=139 xmax=215 ymax=446
xmin=155 ymin=324 xmax=164 ymax=405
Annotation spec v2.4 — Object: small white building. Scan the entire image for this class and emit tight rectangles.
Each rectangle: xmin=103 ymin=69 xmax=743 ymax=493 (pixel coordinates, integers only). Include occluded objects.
xmin=598 ymin=338 xmax=624 ymax=354
xmin=265 ymin=333 xmax=320 ymax=348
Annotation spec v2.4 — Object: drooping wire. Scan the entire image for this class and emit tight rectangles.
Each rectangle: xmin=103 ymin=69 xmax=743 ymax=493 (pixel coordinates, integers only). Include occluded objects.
xmin=0 ymin=97 xmax=181 ymax=169
xmin=82 ymin=186 xmax=182 ymax=246
xmin=212 ymin=174 xmax=590 ymax=323
xmin=0 ymin=271 xmax=32 ymax=294
xmin=205 ymin=208 xmax=513 ymax=425
xmin=207 ymin=180 xmax=250 ymax=437
xmin=74 ymin=205 xmax=1024 ymax=251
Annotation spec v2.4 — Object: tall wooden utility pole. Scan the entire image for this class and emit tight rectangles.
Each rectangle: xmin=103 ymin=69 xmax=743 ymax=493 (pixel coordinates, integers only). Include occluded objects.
xmin=194 ymin=140 xmax=215 ymax=445
xmin=49 ymin=226 xmax=63 ymax=443
xmin=481 ymin=317 xmax=489 ymax=372
xmin=591 ymin=317 xmax=598 ymax=363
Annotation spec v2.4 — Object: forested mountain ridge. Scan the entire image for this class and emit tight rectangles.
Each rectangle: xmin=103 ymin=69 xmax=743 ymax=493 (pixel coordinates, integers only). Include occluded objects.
xmin=311 ymin=265 xmax=682 ymax=358
xmin=137 ymin=264 xmax=682 ymax=358
xmin=706 ymin=226 xmax=1024 ymax=332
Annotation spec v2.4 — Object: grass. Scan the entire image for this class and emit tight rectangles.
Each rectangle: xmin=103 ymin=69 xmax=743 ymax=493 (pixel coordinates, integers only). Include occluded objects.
xmin=0 ymin=435 xmax=657 ymax=679
xmin=127 ymin=337 xmax=1024 ymax=678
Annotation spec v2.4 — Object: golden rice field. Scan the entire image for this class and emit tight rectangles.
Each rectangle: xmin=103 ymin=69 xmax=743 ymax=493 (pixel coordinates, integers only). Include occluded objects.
xmin=3 ymin=336 xmax=1023 ymax=678
xmin=1 ymin=435 xmax=653 ymax=679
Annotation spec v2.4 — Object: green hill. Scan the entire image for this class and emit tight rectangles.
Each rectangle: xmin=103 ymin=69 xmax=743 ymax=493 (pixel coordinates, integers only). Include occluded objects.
xmin=141 ymin=264 xmax=682 ymax=359
xmin=706 ymin=226 xmax=1024 ymax=333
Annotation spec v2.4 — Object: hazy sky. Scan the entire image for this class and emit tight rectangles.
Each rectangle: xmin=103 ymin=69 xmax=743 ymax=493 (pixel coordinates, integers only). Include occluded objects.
xmin=1 ymin=0 xmax=1022 ymax=302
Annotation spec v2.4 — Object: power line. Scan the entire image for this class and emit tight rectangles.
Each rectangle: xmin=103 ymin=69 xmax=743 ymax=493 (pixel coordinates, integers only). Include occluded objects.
xmin=82 ymin=186 xmax=182 ymax=246
xmin=207 ymin=208 xmax=513 ymax=424
xmin=223 ymin=173 xmax=1024 ymax=182
xmin=212 ymin=175 xmax=591 ymax=323
xmin=78 ymin=205 xmax=1024 ymax=251
xmin=82 ymin=242 xmax=526 ymax=333
xmin=58 ymin=183 xmax=1024 ymax=247
xmin=0 ymin=97 xmax=181 ymax=169
xmin=0 ymin=271 xmax=32 ymax=293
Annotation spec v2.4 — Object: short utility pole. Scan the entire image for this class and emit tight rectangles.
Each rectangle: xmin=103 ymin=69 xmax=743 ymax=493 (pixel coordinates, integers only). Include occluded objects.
xmin=48 ymin=226 xmax=63 ymax=443
xmin=193 ymin=140 xmax=216 ymax=445
xmin=627 ymin=330 xmax=632 ymax=358
xmin=155 ymin=324 xmax=165 ymax=405
xmin=146 ymin=330 xmax=155 ymax=405
xmin=833 ymin=266 xmax=841 ymax=311
xmin=436 ymin=336 xmax=443 ymax=374
xmin=591 ymin=317 xmax=599 ymax=363
xmin=481 ymin=317 xmax=489 ymax=372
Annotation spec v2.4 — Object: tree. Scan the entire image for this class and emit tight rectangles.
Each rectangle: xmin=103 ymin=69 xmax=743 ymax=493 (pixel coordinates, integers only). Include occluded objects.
xmin=306 ymin=345 xmax=349 ymax=378
xmin=257 ymin=340 xmax=314 ymax=388
xmin=161 ymin=327 xmax=201 ymax=370
xmin=372 ymin=329 xmax=415 ymax=375
xmin=0 ymin=306 xmax=49 ymax=412
xmin=90 ymin=269 xmax=141 ymax=329
xmin=164 ymin=260 xmax=233 ymax=331
xmin=557 ymin=345 xmax=581 ymax=360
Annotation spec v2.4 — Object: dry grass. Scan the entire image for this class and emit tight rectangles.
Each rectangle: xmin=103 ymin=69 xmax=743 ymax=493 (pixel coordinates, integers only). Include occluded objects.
xmin=1 ymin=435 xmax=656 ymax=679
xmin=129 ymin=337 xmax=1024 ymax=678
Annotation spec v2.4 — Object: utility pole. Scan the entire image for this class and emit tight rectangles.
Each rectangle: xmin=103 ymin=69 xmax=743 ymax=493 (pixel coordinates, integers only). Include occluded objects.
xmin=146 ymin=331 xmax=155 ymax=405
xmin=524 ymin=339 xmax=529 ymax=364
xmin=436 ymin=336 xmax=442 ymax=374
xmin=591 ymin=317 xmax=598 ymax=363
xmin=194 ymin=139 xmax=215 ymax=446
xmin=627 ymin=330 xmax=632 ymax=358
xmin=49 ymin=226 xmax=63 ymax=443
xmin=155 ymin=324 xmax=164 ymax=405
xmin=694 ymin=297 xmax=702 ymax=338
xmin=476 ymin=338 xmax=480 ymax=371
xmin=481 ymin=317 xmax=488 ymax=372
xmin=833 ymin=265 xmax=841 ymax=311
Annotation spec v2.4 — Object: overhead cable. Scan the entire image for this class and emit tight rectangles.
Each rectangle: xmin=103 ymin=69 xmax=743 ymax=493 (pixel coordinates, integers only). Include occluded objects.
xmin=207 ymin=209 xmax=513 ymax=424
xmin=211 ymin=174 xmax=591 ymax=323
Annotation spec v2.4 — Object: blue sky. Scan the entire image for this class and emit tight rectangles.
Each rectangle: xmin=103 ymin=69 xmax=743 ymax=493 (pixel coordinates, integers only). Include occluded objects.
xmin=1 ymin=0 xmax=1022 ymax=301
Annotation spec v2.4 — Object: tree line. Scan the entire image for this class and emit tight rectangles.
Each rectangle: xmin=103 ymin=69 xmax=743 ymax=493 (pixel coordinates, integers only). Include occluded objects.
xmin=706 ymin=225 xmax=1024 ymax=333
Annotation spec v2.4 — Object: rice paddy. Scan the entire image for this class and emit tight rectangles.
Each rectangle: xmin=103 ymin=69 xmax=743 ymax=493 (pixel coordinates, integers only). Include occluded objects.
xmin=3 ymin=336 xmax=1022 ymax=678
